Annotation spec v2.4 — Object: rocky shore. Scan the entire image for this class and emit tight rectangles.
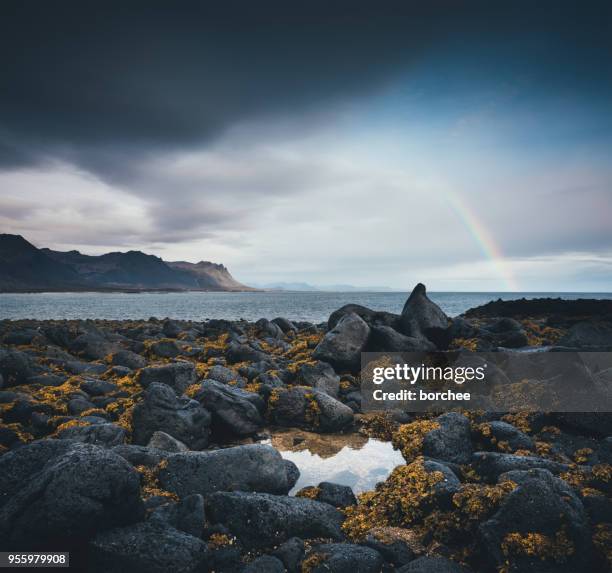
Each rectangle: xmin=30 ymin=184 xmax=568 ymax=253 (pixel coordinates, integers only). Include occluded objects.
xmin=1 ymin=284 xmax=611 ymax=572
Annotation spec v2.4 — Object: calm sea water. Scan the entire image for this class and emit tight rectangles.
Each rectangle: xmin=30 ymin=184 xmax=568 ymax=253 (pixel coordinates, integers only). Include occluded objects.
xmin=1 ymin=291 xmax=611 ymax=322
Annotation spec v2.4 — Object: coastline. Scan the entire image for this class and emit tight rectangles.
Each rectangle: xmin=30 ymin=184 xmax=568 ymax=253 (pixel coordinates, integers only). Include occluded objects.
xmin=1 ymin=285 xmax=611 ymax=571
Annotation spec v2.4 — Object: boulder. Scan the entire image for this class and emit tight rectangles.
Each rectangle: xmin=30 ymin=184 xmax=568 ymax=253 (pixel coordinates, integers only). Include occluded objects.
xmin=269 ymin=386 xmax=354 ymax=432
xmin=0 ymin=440 xmax=76 ymax=507
xmin=363 ymin=528 xmax=416 ymax=568
xmin=25 ymin=372 xmax=66 ymax=386
xmin=131 ymin=383 xmax=211 ymax=450
xmin=421 ymin=412 xmax=473 ymax=465
xmin=226 ymin=342 xmax=269 ymax=364
xmin=0 ymin=348 xmax=43 ymax=386
xmin=81 ymin=378 xmax=118 ymax=396
xmin=149 ymin=340 xmax=181 ymax=358
xmin=195 ymin=380 xmax=264 ymax=437
xmin=313 ymin=313 xmax=370 ymax=373
xmin=1 ymin=399 xmax=36 ymax=424
xmin=147 ymin=431 xmax=188 ymax=452
xmin=256 ymin=318 xmax=284 ymax=339
xmin=69 ymin=330 xmax=118 ymax=360
xmin=3 ymin=328 xmax=41 ymax=345
xmin=422 ymin=460 xmax=462 ymax=504
xmin=472 ymin=452 xmax=568 ymax=482
xmin=368 ymin=324 xmax=436 ymax=352
xmin=448 ymin=317 xmax=479 ymax=340
xmin=328 ymin=304 xmax=400 ymax=330
xmin=205 ymin=491 xmax=344 ymax=548
xmin=582 ymin=493 xmax=612 ymax=525
xmin=57 ymin=423 xmax=127 ymax=447
xmin=0 ymin=441 xmax=143 ymax=550
xmin=553 ymin=412 xmax=612 ymax=438
xmin=285 ymin=460 xmax=301 ymax=490
xmin=304 ymin=543 xmax=384 ymax=573
xmin=558 ymin=320 xmax=612 ymax=349
xmin=90 ymin=521 xmax=208 ymax=573
xmin=309 ymin=482 xmax=357 ymax=508
xmin=480 ymin=318 xmax=529 ymax=348
xmin=111 ymin=444 xmax=166 ymax=468
xmin=109 ymin=349 xmax=147 ymax=370
xmin=162 ymin=319 xmax=183 ymax=338
xmin=272 ymin=317 xmax=298 ymax=333
xmin=485 ymin=317 xmax=523 ymax=334
xmin=137 ymin=362 xmax=197 ymax=395
xmin=479 ymin=469 xmax=590 ymax=572
xmin=398 ymin=556 xmax=472 ymax=572
xmin=149 ymin=494 xmax=205 ymax=538
xmin=482 ymin=421 xmax=534 ymax=451
xmin=157 ymin=444 xmax=295 ymax=497
xmin=399 ymin=283 xmax=449 ymax=339
xmin=297 ymin=361 xmax=341 ymax=397
xmin=65 ymin=360 xmax=108 ymax=375
xmin=243 ymin=555 xmax=285 ymax=573
xmin=67 ymin=397 xmax=94 ymax=415
xmin=207 ymin=364 xmax=244 ymax=385
xmin=272 ymin=537 xmax=305 ymax=573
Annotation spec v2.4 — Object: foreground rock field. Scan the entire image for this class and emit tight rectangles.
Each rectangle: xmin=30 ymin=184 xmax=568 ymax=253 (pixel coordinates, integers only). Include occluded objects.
xmin=1 ymin=284 xmax=611 ymax=572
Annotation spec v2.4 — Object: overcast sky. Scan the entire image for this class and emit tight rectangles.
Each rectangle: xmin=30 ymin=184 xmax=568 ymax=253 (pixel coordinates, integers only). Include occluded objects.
xmin=1 ymin=1 xmax=611 ymax=291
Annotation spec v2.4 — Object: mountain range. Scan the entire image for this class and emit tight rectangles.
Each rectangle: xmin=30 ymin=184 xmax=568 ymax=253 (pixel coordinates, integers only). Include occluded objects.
xmin=0 ymin=234 xmax=254 ymax=292
xmin=252 ymin=281 xmax=399 ymax=292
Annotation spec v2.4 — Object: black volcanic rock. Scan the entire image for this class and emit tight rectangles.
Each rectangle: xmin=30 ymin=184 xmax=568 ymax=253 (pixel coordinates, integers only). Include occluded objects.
xmin=205 ymin=492 xmax=344 ymax=549
xmin=399 ymin=283 xmax=450 ymax=339
xmin=463 ymin=296 xmax=612 ymax=320
xmin=398 ymin=556 xmax=472 ymax=572
xmin=89 ymin=520 xmax=208 ymax=573
xmin=157 ymin=444 xmax=294 ymax=497
xmin=313 ymin=312 xmax=370 ymax=373
xmin=305 ymin=543 xmax=384 ymax=573
xmin=0 ymin=441 xmax=143 ymax=550
xmin=268 ymin=386 xmax=354 ymax=432
xmin=131 ymin=383 xmax=211 ymax=449
xmin=136 ymin=362 xmax=197 ymax=395
xmin=194 ymin=380 xmax=264 ymax=437
xmin=0 ymin=348 xmax=44 ymax=386
xmin=328 ymin=304 xmax=400 ymax=330
xmin=479 ymin=469 xmax=590 ymax=573
xmin=558 ymin=320 xmax=612 ymax=349
xmin=368 ymin=324 xmax=436 ymax=352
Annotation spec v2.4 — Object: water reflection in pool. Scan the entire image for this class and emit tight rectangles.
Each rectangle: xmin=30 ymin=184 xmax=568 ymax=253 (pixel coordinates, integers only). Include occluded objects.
xmin=261 ymin=429 xmax=405 ymax=495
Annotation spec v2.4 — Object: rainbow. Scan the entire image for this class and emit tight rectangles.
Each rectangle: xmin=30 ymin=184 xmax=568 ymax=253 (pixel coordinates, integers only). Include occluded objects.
xmin=443 ymin=189 xmax=519 ymax=291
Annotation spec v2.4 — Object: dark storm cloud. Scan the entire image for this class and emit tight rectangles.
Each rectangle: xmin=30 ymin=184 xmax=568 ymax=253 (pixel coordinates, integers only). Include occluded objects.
xmin=1 ymin=0 xmax=611 ymax=175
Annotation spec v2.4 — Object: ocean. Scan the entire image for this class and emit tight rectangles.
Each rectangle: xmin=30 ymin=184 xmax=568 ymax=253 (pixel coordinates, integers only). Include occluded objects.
xmin=1 ymin=291 xmax=611 ymax=322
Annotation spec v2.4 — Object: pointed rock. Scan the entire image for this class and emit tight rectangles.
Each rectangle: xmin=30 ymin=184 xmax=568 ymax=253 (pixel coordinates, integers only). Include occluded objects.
xmin=399 ymin=283 xmax=449 ymax=339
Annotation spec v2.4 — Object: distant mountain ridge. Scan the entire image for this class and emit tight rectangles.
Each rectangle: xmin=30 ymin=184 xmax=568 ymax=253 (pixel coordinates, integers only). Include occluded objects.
xmin=254 ymin=281 xmax=398 ymax=292
xmin=0 ymin=234 xmax=254 ymax=292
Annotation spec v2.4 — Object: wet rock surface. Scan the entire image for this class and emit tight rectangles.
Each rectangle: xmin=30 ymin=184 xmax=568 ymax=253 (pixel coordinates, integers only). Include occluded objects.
xmin=131 ymin=382 xmax=211 ymax=449
xmin=194 ymin=379 xmax=264 ymax=437
xmin=157 ymin=444 xmax=295 ymax=497
xmin=303 ymin=542 xmax=384 ymax=572
xmin=205 ymin=491 xmax=345 ymax=548
xmin=313 ymin=312 xmax=370 ymax=373
xmin=0 ymin=286 xmax=610 ymax=571
xmin=0 ymin=441 xmax=143 ymax=550
xmin=90 ymin=520 xmax=208 ymax=573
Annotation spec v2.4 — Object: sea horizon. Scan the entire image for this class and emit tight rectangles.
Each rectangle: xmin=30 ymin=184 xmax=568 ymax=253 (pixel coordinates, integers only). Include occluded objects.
xmin=2 ymin=289 xmax=611 ymax=323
